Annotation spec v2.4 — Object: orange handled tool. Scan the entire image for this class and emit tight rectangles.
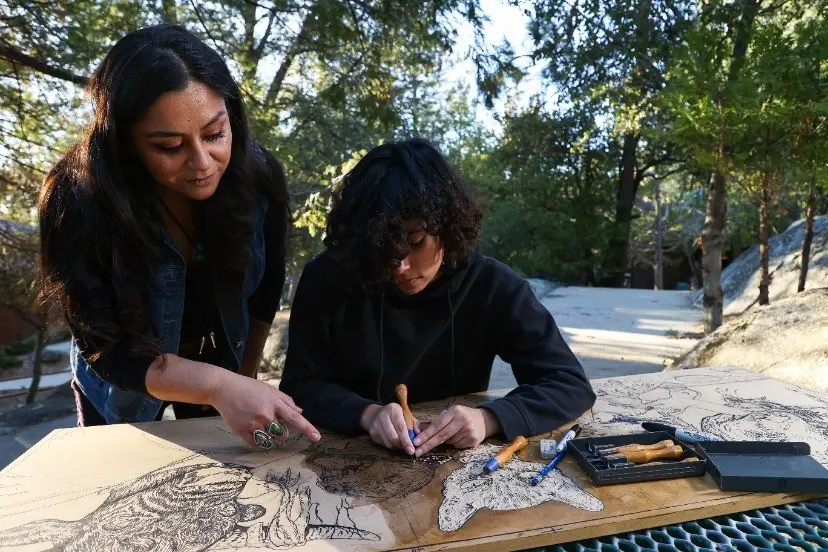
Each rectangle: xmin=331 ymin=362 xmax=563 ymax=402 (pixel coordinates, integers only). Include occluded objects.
xmin=648 ymin=457 xmax=702 ymax=465
xmin=618 ymin=439 xmax=674 ymax=452
xmin=394 ymin=384 xmax=416 ymax=441
xmin=484 ymin=436 xmax=528 ymax=473
xmin=598 ymin=439 xmax=675 ymax=456
xmin=606 ymin=444 xmax=685 ymax=464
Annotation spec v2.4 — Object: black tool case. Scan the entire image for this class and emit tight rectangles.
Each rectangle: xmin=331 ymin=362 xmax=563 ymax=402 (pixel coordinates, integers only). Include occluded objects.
xmin=696 ymin=440 xmax=828 ymax=493
xmin=568 ymin=431 xmax=707 ymax=486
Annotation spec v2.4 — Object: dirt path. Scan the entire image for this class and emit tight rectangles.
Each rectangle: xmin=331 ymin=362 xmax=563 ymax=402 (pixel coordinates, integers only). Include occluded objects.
xmin=490 ymin=287 xmax=702 ymax=389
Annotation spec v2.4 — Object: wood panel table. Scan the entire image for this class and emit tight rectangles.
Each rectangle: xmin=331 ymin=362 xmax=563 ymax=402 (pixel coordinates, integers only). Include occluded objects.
xmin=1 ymin=367 xmax=826 ymax=551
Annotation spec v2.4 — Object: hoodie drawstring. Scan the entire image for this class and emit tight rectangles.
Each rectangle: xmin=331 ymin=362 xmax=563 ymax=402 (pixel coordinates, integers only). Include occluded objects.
xmin=448 ymin=288 xmax=456 ymax=396
xmin=376 ymin=287 xmax=457 ymax=402
xmin=377 ymin=290 xmax=385 ymax=403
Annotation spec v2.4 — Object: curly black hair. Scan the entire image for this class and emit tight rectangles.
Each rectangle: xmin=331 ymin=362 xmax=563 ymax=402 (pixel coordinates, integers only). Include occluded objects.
xmin=324 ymin=138 xmax=482 ymax=289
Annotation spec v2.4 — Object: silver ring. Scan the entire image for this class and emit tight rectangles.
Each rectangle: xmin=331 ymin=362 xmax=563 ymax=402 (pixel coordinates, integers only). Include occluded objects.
xmin=267 ymin=419 xmax=285 ymax=437
xmin=253 ymin=429 xmax=273 ymax=449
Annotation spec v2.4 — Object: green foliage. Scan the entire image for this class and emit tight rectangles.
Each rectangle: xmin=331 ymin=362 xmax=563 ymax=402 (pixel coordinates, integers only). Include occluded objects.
xmin=3 ymin=0 xmax=828 ymax=293
xmin=477 ymin=105 xmax=616 ymax=284
xmin=0 ymin=0 xmax=487 ymax=284
xmin=661 ymin=1 xmax=828 ymax=256
xmin=724 ymin=177 xmax=808 ymax=254
xmin=630 ymin=178 xmax=704 ymax=266
xmin=2 ymin=336 xmax=36 ymax=356
xmin=0 ymin=354 xmax=23 ymax=369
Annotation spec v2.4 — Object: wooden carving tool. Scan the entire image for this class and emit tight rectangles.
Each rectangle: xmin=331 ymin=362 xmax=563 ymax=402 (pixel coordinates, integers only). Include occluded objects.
xmin=604 ymin=444 xmax=685 ymax=465
xmin=608 ymin=457 xmax=700 ymax=469
xmin=647 ymin=457 xmax=702 ymax=465
xmin=597 ymin=439 xmax=675 ymax=457
xmin=484 ymin=436 xmax=528 ymax=474
xmin=394 ymin=384 xmax=416 ymax=441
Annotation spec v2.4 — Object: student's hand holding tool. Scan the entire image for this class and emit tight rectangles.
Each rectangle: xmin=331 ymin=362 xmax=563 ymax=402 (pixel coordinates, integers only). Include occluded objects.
xmin=413 ymin=405 xmax=501 ymax=457
xmin=359 ymin=403 xmax=421 ymax=455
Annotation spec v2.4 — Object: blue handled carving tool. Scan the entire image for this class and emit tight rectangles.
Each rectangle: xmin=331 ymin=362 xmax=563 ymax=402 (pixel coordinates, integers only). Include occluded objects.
xmin=531 ymin=424 xmax=581 ymax=486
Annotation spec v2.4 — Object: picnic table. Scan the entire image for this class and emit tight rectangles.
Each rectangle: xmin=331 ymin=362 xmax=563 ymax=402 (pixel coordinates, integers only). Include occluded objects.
xmin=0 ymin=366 xmax=825 ymax=551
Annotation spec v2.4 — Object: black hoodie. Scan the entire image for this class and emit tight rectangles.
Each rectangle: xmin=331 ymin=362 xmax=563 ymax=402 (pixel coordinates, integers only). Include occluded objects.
xmin=280 ymin=252 xmax=595 ymax=439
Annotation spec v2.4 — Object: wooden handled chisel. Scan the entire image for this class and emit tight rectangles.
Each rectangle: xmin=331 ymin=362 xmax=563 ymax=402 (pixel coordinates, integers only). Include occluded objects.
xmin=484 ymin=436 xmax=528 ymax=473
xmin=394 ymin=384 xmax=416 ymax=442
xmin=605 ymin=444 xmax=685 ymax=464
xmin=596 ymin=439 xmax=675 ymax=457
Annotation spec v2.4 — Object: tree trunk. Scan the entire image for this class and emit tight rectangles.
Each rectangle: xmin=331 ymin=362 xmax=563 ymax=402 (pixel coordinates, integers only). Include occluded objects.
xmin=603 ymin=132 xmax=640 ymax=286
xmin=265 ymin=8 xmax=315 ymax=108
xmin=702 ymin=172 xmax=727 ymax=332
xmin=688 ymin=253 xmax=703 ymax=290
xmin=161 ymin=0 xmax=178 ymax=23
xmin=240 ymin=0 xmax=258 ymax=87
xmin=654 ymin=178 xmax=664 ymax=290
xmin=798 ymin=178 xmax=816 ymax=292
xmin=758 ymin=172 xmax=771 ymax=305
xmin=26 ymin=327 xmax=45 ymax=404
xmin=287 ymin=271 xmax=301 ymax=306
xmin=701 ymin=0 xmax=760 ymax=333
xmin=603 ymin=0 xmax=651 ymax=288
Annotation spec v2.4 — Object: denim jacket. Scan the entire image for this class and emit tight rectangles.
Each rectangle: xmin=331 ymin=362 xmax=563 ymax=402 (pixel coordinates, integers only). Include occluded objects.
xmin=72 ymin=196 xmax=269 ymax=424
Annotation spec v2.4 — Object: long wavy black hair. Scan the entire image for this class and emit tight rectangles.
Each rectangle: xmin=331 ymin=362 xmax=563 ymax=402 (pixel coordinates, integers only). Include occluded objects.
xmin=324 ymin=139 xmax=482 ymax=290
xmin=38 ymin=24 xmax=287 ymax=362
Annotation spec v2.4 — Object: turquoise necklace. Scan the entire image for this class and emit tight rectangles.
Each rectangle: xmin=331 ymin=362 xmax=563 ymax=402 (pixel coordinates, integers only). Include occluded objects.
xmin=158 ymin=199 xmax=205 ymax=262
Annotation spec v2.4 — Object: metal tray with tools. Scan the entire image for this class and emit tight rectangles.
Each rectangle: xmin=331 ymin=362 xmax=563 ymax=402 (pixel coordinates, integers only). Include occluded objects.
xmin=568 ymin=431 xmax=707 ymax=486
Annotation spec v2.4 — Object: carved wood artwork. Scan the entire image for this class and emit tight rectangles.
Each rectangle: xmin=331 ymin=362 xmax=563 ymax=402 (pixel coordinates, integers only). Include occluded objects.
xmin=1 ymin=367 xmax=826 ymax=551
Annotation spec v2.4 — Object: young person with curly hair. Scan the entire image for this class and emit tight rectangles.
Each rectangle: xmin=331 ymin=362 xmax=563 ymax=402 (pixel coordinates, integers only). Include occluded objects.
xmin=39 ymin=25 xmax=320 ymax=448
xmin=280 ymin=139 xmax=594 ymax=457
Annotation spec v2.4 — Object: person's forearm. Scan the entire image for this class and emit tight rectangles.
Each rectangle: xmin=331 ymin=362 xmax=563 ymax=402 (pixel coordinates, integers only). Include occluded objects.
xmin=239 ymin=317 xmax=273 ymax=378
xmin=480 ymin=407 xmax=502 ymax=437
xmin=145 ymin=354 xmax=227 ymax=405
xmin=359 ymin=404 xmax=382 ymax=432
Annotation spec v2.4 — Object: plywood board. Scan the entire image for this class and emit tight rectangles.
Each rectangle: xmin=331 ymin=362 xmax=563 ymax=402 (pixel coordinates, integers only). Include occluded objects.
xmin=1 ymin=367 xmax=826 ymax=551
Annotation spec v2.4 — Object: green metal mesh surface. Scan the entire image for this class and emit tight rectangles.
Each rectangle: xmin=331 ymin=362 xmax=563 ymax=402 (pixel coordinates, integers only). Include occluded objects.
xmin=539 ymin=499 xmax=828 ymax=552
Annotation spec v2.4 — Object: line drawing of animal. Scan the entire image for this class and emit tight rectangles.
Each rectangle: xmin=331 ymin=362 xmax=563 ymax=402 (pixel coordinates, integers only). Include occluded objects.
xmin=210 ymin=468 xmax=380 ymax=550
xmin=0 ymin=462 xmax=260 ymax=551
xmin=0 ymin=460 xmax=380 ymax=551
xmin=305 ymin=443 xmax=451 ymax=499
xmin=438 ymin=444 xmax=604 ymax=532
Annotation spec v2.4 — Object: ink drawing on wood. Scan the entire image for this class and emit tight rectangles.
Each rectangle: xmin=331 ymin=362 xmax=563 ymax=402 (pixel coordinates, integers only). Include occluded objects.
xmin=1 ymin=367 xmax=825 ymax=551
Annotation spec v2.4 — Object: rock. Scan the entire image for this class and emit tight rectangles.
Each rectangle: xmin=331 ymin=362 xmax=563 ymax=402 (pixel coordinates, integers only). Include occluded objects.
xmin=670 ymin=288 xmax=828 ymax=392
xmin=0 ymin=382 xmax=77 ymax=434
xmin=526 ymin=278 xmax=559 ymax=300
xmin=24 ymin=341 xmax=71 ymax=364
xmin=692 ymin=215 xmax=828 ymax=315
xmin=261 ymin=312 xmax=289 ymax=375
xmin=39 ymin=349 xmax=64 ymax=363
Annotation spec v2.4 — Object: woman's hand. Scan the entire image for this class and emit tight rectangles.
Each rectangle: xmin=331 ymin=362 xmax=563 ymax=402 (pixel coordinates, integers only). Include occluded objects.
xmin=413 ymin=406 xmax=500 ymax=457
xmin=209 ymin=370 xmax=321 ymax=447
xmin=359 ymin=403 xmax=421 ymax=455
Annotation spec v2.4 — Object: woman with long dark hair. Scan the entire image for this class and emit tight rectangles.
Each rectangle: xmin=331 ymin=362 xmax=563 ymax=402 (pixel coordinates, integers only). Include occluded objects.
xmin=39 ymin=24 xmax=320 ymax=448
xmin=280 ymin=139 xmax=594 ymax=457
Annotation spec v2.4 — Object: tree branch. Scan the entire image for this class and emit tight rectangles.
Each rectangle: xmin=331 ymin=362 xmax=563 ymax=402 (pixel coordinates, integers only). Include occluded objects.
xmin=255 ymin=10 xmax=278 ymax=58
xmin=0 ymin=151 xmax=47 ymax=175
xmin=637 ymin=148 xmax=676 ymax=178
xmin=264 ymin=5 xmax=316 ymax=107
xmin=0 ymin=41 xmax=88 ymax=85
xmin=0 ymin=125 xmax=61 ymax=152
